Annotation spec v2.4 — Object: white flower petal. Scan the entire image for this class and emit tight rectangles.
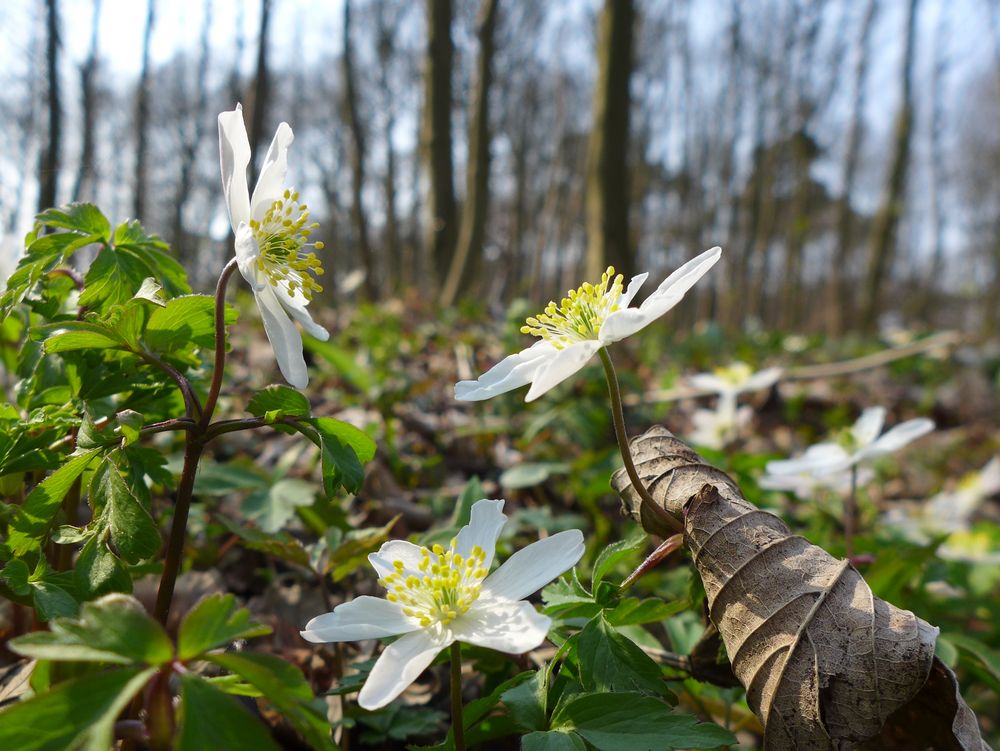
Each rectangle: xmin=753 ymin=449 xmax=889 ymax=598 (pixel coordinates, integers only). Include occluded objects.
xmin=742 ymin=367 xmax=783 ymax=392
xmin=616 ymin=272 xmax=649 ymax=308
xmin=978 ymin=456 xmax=1000 ymax=496
xmin=647 ymin=246 xmax=722 ymax=302
xmin=454 ymin=340 xmax=558 ymax=401
xmin=524 ymin=340 xmax=602 ymax=402
xmin=300 ymin=596 xmax=419 ymax=643
xmin=455 ymin=499 xmax=507 ymax=569
xmin=852 ymin=407 xmax=886 ymax=447
xmin=688 ymin=373 xmax=729 ymax=393
xmin=765 ymin=443 xmax=850 ymax=476
xmin=368 ymin=540 xmax=428 ymax=579
xmin=860 ymin=417 xmax=934 ymax=459
xmin=481 ymin=529 xmax=584 ymax=602
xmin=357 ymin=628 xmax=450 ymax=710
xmin=249 ymin=122 xmax=294 ymax=221
xmin=273 ymin=282 xmax=330 ymax=341
xmin=254 ymin=284 xmax=308 ymax=389
xmin=218 ymin=105 xmax=252 ymax=229
xmin=451 ymin=600 xmax=551 ymax=654
xmin=597 ymin=304 xmax=665 ymax=344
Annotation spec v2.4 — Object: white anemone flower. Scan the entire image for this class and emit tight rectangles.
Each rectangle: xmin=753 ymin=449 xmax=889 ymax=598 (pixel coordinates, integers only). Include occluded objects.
xmin=455 ymin=247 xmax=722 ymax=402
xmin=883 ymin=456 xmax=1000 ymax=543
xmin=301 ymin=499 xmax=584 ymax=710
xmin=764 ymin=406 xmax=934 ymax=479
xmin=759 ymin=465 xmax=875 ymax=498
xmin=688 ymin=403 xmax=753 ymax=450
xmin=218 ymin=104 xmax=329 ymax=389
xmin=688 ymin=361 xmax=782 ymax=401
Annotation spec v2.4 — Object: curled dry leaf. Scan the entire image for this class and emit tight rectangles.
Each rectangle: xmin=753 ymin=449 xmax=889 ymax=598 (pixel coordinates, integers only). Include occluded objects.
xmin=612 ymin=426 xmax=990 ymax=751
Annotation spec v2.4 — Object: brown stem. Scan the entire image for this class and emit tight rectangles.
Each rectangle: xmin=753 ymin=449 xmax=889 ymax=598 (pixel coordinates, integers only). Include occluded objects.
xmin=138 ymin=351 xmax=202 ymax=421
xmin=598 ymin=347 xmax=683 ymax=535
xmin=152 ymin=427 xmax=204 ymax=625
xmin=199 ymin=258 xmax=240 ymax=431
xmin=450 ymin=641 xmax=466 ymax=751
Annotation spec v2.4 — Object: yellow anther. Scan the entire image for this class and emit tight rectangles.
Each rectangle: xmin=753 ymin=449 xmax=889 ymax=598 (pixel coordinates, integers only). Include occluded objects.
xmin=521 ymin=267 xmax=625 ymax=350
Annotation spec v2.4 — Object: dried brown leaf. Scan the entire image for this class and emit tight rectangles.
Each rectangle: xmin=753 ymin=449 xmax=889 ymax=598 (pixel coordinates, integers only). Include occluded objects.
xmin=611 ymin=426 xmax=990 ymax=751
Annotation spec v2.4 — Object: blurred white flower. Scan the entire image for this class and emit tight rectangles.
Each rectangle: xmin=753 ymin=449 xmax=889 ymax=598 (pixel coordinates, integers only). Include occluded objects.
xmin=301 ymin=499 xmax=584 ymax=710
xmin=454 ymin=247 xmax=721 ymax=402
xmin=882 ymin=456 xmax=1000 ymax=561
xmin=764 ymin=407 xmax=934 ymax=479
xmin=759 ymin=465 xmax=874 ymax=498
xmin=688 ymin=403 xmax=753 ymax=450
xmin=218 ymin=103 xmax=329 ymax=389
xmin=688 ymin=362 xmax=782 ymax=400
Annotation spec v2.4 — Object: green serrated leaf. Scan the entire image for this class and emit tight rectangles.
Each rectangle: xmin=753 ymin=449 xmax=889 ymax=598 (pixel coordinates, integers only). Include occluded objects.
xmin=31 ymin=580 xmax=79 ymax=621
xmin=178 ymin=593 xmax=272 ymax=661
xmin=1 ymin=559 xmax=32 ymax=596
xmin=11 ymin=593 xmax=171 ymax=665
xmin=242 ymin=478 xmax=317 ymax=534
xmin=37 ymin=203 xmax=111 ymax=238
xmin=248 ymin=384 xmax=311 ymax=418
xmin=206 ymin=652 xmax=336 ymax=750
xmin=298 ymin=417 xmax=375 ymax=496
xmin=215 ymin=516 xmax=310 ymax=567
xmin=41 ymin=322 xmax=129 ymax=354
xmin=115 ymin=410 xmax=144 ymax=447
xmin=578 ymin=614 xmax=668 ymax=697
xmin=326 ymin=516 xmax=398 ymax=581
xmin=0 ymin=666 xmax=155 ymax=751
xmin=501 ymin=669 xmax=547 ymax=732
xmin=176 ymin=673 xmax=281 ymax=750
xmin=144 ymin=295 xmax=236 ymax=353
xmin=522 ymin=731 xmax=587 ymax=751
xmin=8 ymin=449 xmax=102 ymax=555
xmin=79 ymin=245 xmax=154 ymax=312
xmin=133 ymin=277 xmax=166 ymax=306
xmin=93 ymin=460 xmax=161 ymax=563
xmin=592 ymin=531 xmax=647 ymax=589
xmin=551 ymin=693 xmax=735 ymax=751
xmin=74 ymin=536 xmax=132 ymax=599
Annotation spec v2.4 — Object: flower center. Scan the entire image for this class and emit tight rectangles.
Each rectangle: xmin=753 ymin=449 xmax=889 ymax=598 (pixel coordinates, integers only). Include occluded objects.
xmin=715 ymin=362 xmax=753 ymax=387
xmin=379 ymin=540 xmax=489 ymax=627
xmin=248 ymin=189 xmax=325 ymax=300
xmin=521 ymin=266 xmax=625 ymax=349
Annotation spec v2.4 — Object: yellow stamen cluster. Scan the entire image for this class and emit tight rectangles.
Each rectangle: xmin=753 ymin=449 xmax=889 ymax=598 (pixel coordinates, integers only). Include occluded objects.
xmin=715 ymin=362 xmax=753 ymax=387
xmin=378 ymin=540 xmax=489 ymax=627
xmin=521 ymin=266 xmax=625 ymax=349
xmin=249 ymin=189 xmax=326 ymax=300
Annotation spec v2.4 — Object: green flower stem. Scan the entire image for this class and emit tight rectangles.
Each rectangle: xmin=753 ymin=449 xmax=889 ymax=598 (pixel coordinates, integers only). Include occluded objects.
xmin=152 ymin=260 xmax=239 ymax=626
xmin=598 ymin=347 xmax=683 ymax=536
xmin=845 ymin=464 xmax=858 ymax=560
xmin=199 ymin=257 xmax=240 ymax=431
xmin=450 ymin=641 xmax=466 ymax=751
xmin=153 ymin=434 xmax=204 ymax=625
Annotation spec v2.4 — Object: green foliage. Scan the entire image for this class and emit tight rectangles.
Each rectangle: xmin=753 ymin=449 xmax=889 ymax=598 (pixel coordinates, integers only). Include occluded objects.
xmin=177 ymin=673 xmax=281 ymax=750
xmin=177 ymin=593 xmax=272 ymax=660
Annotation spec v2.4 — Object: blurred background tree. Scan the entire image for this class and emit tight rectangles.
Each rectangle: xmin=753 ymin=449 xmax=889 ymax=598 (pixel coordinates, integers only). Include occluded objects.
xmin=1 ymin=0 xmax=998 ymax=335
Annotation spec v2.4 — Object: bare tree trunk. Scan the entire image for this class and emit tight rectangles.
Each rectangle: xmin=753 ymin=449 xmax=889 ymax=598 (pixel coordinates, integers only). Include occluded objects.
xmin=249 ymin=0 xmax=272 ymax=185
xmin=341 ymin=0 xmax=378 ymax=300
xmin=228 ymin=1 xmax=246 ymax=106
xmin=172 ymin=0 xmax=213 ymax=260
xmin=826 ymin=0 xmax=877 ymax=336
xmin=860 ymin=0 xmax=919 ymax=331
xmin=375 ymin=0 xmax=402 ymax=293
xmin=584 ymin=0 xmax=636 ymax=282
xmin=72 ymin=0 xmax=101 ymax=203
xmin=441 ymin=0 xmax=499 ymax=306
xmin=133 ymin=0 xmax=155 ymax=220
xmin=922 ymin=4 xmax=948 ymax=323
xmin=37 ymin=0 xmax=62 ymax=213
xmin=421 ymin=0 xmax=457 ymax=288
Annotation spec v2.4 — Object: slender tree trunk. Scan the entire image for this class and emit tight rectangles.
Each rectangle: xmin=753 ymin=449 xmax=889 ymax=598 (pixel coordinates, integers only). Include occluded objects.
xmin=133 ymin=0 xmax=155 ymax=220
xmin=922 ymin=4 xmax=948 ymax=323
xmin=421 ymin=0 xmax=457 ymax=288
xmin=375 ymin=0 xmax=402 ymax=293
xmin=72 ymin=0 xmax=101 ymax=203
xmin=341 ymin=0 xmax=378 ymax=299
xmin=172 ymin=0 xmax=213 ymax=261
xmin=827 ymin=0 xmax=877 ymax=336
xmin=585 ymin=0 xmax=636 ymax=282
xmin=860 ymin=0 xmax=919 ymax=331
xmin=441 ymin=0 xmax=499 ymax=306
xmin=249 ymin=0 xmax=272 ymax=185
xmin=37 ymin=0 xmax=62 ymax=213
xmin=228 ymin=1 xmax=246 ymax=106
